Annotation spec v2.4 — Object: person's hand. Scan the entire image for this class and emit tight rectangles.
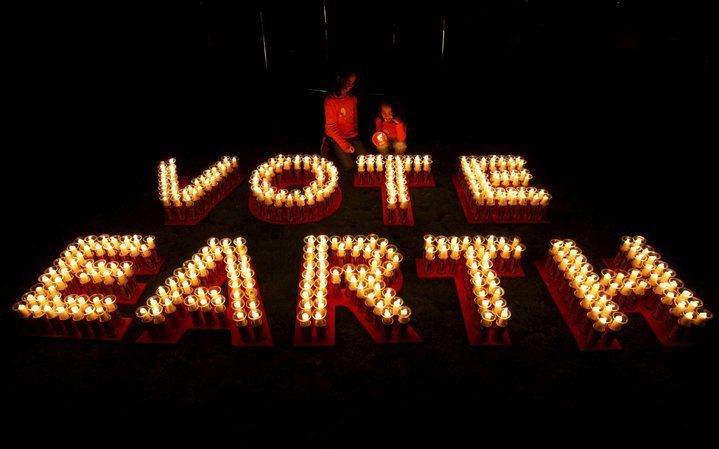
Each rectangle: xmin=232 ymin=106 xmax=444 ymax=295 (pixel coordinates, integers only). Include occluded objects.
xmin=345 ymin=145 xmax=355 ymax=154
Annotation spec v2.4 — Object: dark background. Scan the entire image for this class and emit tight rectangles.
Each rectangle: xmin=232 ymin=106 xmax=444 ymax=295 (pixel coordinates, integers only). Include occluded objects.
xmin=5 ymin=0 xmax=717 ymax=435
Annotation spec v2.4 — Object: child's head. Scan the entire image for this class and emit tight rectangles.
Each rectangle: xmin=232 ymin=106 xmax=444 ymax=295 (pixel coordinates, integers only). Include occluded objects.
xmin=379 ymin=102 xmax=395 ymax=121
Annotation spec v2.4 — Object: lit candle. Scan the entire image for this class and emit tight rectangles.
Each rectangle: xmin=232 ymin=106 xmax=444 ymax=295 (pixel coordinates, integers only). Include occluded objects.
xmin=608 ymin=312 xmax=628 ymax=332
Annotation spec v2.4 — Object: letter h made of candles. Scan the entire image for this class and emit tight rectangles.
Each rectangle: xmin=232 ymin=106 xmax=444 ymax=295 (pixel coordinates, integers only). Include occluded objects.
xmin=294 ymin=235 xmax=422 ymax=346
xmin=535 ymin=236 xmax=712 ymax=350
xmin=159 ymin=156 xmax=242 ymax=225
xmin=135 ymin=237 xmax=273 ymax=346
xmin=417 ymin=235 xmax=525 ymax=345
xmin=355 ymin=155 xmax=434 ymax=225
xmin=12 ymin=234 xmax=164 ymax=341
xmin=453 ymin=155 xmax=551 ymax=223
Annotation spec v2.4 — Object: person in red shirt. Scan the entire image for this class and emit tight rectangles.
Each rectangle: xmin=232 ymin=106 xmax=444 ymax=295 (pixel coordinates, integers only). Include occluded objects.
xmin=324 ymin=69 xmax=367 ymax=171
xmin=374 ymin=101 xmax=407 ymax=155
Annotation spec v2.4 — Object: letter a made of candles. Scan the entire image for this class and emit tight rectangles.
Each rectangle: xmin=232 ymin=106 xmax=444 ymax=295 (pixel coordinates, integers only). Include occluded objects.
xmin=135 ymin=237 xmax=272 ymax=346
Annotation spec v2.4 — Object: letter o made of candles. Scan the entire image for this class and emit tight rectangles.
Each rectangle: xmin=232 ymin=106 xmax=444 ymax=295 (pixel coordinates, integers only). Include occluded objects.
xmin=453 ymin=155 xmax=551 ymax=223
xmin=11 ymin=234 xmax=164 ymax=341
xmin=417 ymin=235 xmax=525 ymax=345
xmin=355 ymin=155 xmax=435 ymax=226
xmin=135 ymin=237 xmax=272 ymax=346
xmin=295 ymin=234 xmax=422 ymax=346
xmin=158 ymin=156 xmax=242 ymax=225
xmin=248 ymin=154 xmax=342 ymax=224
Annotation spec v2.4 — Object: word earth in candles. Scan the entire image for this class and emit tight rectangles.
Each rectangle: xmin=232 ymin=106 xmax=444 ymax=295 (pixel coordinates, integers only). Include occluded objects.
xmin=135 ymin=237 xmax=272 ymax=346
xmin=249 ymin=154 xmax=342 ymax=224
xmin=12 ymin=234 xmax=163 ymax=341
xmin=604 ymin=236 xmax=712 ymax=346
xmin=536 ymin=239 xmax=628 ymax=350
xmin=417 ymin=235 xmax=525 ymax=345
xmin=158 ymin=156 xmax=242 ymax=225
xmin=355 ymin=155 xmax=434 ymax=226
xmin=294 ymin=234 xmax=421 ymax=346
xmin=454 ymin=155 xmax=551 ymax=223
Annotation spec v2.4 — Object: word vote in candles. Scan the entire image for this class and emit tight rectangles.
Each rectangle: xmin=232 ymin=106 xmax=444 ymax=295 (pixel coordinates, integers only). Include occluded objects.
xmin=159 ymin=156 xmax=242 ymax=225
xmin=12 ymin=234 xmax=163 ymax=341
xmin=295 ymin=234 xmax=421 ymax=346
xmin=417 ymin=235 xmax=525 ymax=345
xmin=249 ymin=154 xmax=341 ymax=224
xmin=135 ymin=237 xmax=272 ymax=346
xmin=454 ymin=155 xmax=551 ymax=223
xmin=355 ymin=155 xmax=434 ymax=226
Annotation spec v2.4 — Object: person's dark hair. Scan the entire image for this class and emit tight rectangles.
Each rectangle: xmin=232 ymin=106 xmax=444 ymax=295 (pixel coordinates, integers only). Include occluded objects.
xmin=330 ymin=65 xmax=357 ymax=96
xmin=378 ymin=98 xmax=405 ymax=123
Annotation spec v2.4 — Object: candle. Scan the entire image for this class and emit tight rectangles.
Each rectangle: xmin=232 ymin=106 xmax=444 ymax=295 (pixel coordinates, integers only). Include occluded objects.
xmin=397 ymin=306 xmax=412 ymax=324
xmin=381 ymin=307 xmax=394 ymax=326
xmin=480 ymin=310 xmax=496 ymax=328
xmin=608 ymin=312 xmax=628 ymax=332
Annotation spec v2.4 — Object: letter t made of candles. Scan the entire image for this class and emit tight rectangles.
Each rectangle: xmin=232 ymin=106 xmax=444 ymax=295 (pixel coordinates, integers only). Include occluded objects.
xmin=355 ymin=155 xmax=434 ymax=226
xmin=416 ymin=235 xmax=525 ymax=345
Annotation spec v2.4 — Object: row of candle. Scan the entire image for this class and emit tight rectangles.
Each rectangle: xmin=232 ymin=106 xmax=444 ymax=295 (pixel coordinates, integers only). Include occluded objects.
xmin=459 ymin=156 xmax=551 ymax=222
xmin=296 ymin=235 xmax=410 ymax=331
xmin=423 ymin=234 xmax=525 ymax=275
xmin=547 ymin=239 xmax=629 ymax=344
xmin=61 ymin=234 xmax=160 ymax=273
xmin=385 ymin=156 xmax=410 ymax=215
xmin=357 ymin=154 xmax=432 ymax=184
xmin=135 ymin=237 xmax=264 ymax=334
xmin=612 ymin=236 xmax=712 ymax=332
xmin=13 ymin=293 xmax=123 ymax=337
xmin=158 ymin=156 xmax=239 ymax=208
xmin=423 ymin=235 xmax=520 ymax=328
xmin=250 ymin=155 xmax=339 ymax=221
xmin=12 ymin=235 xmax=160 ymax=324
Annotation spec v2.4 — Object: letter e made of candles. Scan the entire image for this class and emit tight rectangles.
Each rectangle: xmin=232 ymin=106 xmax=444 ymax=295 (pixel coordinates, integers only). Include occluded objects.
xmin=355 ymin=155 xmax=435 ymax=226
xmin=295 ymin=234 xmax=421 ymax=346
xmin=454 ymin=155 xmax=551 ymax=223
xmin=135 ymin=237 xmax=273 ymax=346
xmin=12 ymin=234 xmax=164 ymax=341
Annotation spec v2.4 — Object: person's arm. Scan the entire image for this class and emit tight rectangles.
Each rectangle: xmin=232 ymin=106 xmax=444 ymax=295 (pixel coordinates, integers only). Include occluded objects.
xmin=375 ymin=117 xmax=383 ymax=133
xmin=396 ymin=119 xmax=407 ymax=142
xmin=325 ymin=98 xmax=351 ymax=152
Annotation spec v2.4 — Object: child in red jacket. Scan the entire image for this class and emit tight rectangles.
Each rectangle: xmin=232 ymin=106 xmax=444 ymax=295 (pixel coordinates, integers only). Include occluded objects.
xmin=374 ymin=101 xmax=407 ymax=155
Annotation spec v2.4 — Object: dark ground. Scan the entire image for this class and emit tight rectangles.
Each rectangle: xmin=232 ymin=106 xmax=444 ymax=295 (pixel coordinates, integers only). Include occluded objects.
xmin=4 ymin=0 xmax=717 ymax=437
